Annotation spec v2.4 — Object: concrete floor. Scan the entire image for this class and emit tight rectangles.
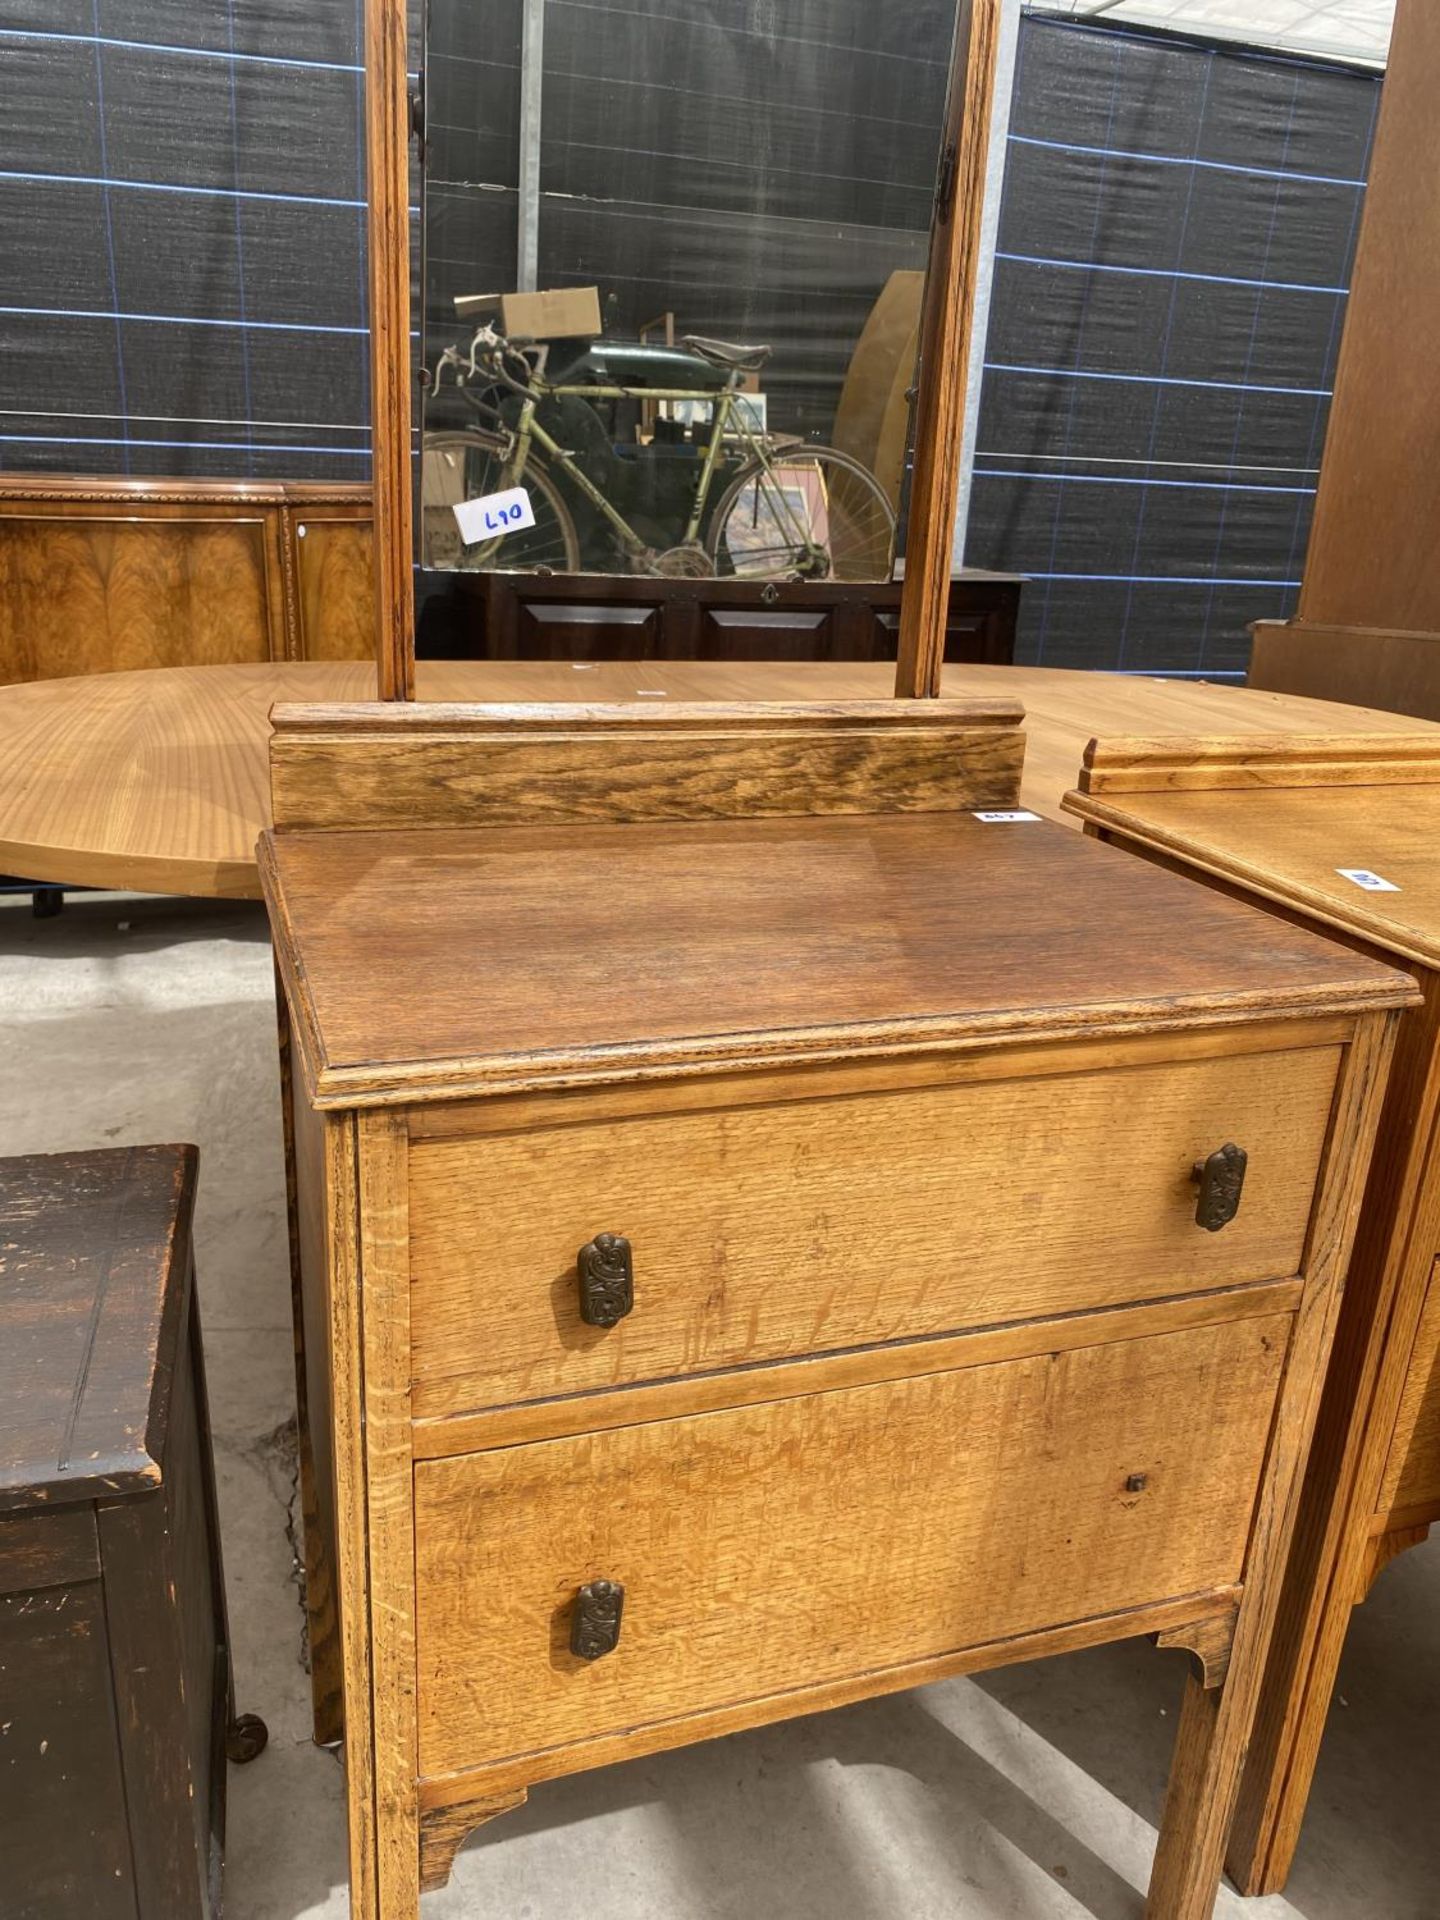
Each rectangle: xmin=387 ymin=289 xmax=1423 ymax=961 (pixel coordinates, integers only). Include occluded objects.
xmin=2 ymin=889 xmax=1436 ymax=1920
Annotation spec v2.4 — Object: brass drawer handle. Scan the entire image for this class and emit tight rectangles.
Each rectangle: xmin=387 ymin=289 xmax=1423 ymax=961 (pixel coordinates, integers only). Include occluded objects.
xmin=1192 ymin=1143 xmax=1248 ymax=1232
xmin=571 ymin=1579 xmax=625 ymax=1660
xmin=577 ymin=1232 xmax=634 ymax=1328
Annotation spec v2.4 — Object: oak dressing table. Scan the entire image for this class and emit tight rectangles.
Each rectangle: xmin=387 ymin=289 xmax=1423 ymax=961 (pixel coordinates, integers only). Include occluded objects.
xmin=262 ymin=698 xmax=1413 ymax=1919
xmin=1067 ymin=733 xmax=1440 ymax=1894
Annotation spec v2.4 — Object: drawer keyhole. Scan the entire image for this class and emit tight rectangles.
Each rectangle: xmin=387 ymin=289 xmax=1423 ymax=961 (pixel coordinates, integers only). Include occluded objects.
xmin=571 ymin=1579 xmax=625 ymax=1660
xmin=577 ymin=1233 xmax=634 ymax=1328
xmin=1192 ymin=1143 xmax=1248 ymax=1232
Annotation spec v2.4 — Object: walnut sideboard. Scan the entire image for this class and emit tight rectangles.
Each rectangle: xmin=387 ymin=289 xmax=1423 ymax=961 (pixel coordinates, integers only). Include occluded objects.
xmin=260 ymin=699 xmax=1414 ymax=1920
xmin=1067 ymin=733 xmax=1440 ymax=1894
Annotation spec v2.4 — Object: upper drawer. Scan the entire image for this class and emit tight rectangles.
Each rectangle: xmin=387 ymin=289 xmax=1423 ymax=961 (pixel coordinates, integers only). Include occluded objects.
xmin=408 ymin=1043 xmax=1338 ymax=1418
xmin=414 ymin=1310 xmax=1287 ymax=1778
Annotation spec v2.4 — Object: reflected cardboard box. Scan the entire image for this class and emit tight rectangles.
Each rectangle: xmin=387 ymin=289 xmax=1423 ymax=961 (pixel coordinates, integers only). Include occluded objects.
xmin=454 ymin=286 xmax=601 ymax=340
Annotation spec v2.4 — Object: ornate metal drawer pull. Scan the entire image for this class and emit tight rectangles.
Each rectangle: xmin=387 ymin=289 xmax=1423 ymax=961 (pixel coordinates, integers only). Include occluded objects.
xmin=1192 ymin=1143 xmax=1248 ymax=1232
xmin=577 ymin=1232 xmax=634 ymax=1327
xmin=571 ymin=1579 xmax=625 ymax=1660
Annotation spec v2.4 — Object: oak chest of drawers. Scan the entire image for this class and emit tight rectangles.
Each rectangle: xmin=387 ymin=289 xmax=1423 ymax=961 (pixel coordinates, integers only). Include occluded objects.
xmin=1068 ymin=732 xmax=1440 ymax=1895
xmin=261 ymin=699 xmax=1413 ymax=1920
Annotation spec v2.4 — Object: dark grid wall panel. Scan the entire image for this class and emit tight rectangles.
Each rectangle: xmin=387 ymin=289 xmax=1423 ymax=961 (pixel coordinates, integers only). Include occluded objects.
xmin=0 ymin=1 xmax=372 ymax=479
xmin=965 ymin=13 xmax=1383 ymax=677
xmin=423 ymin=0 xmax=952 ymax=444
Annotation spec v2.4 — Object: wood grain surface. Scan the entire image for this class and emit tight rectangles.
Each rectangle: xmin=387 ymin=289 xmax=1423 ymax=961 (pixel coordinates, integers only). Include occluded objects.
xmin=0 ymin=1145 xmax=196 ymax=1508
xmin=1379 ymin=1255 xmax=1440 ymax=1514
xmin=355 ymin=1112 xmax=420 ymax=1917
xmin=269 ymin=699 xmax=1027 ymax=832
xmin=0 ymin=659 xmax=1431 ymax=896
xmin=414 ymin=1313 xmax=1288 ymax=1778
xmin=1078 ymin=732 xmax=1440 ymax=793
xmin=407 ymin=1043 xmax=1338 ymax=1419
xmin=895 ymin=0 xmax=1004 ymax=696
xmin=1071 ymin=779 xmax=1440 ymax=974
xmin=412 ymin=1282 xmax=1304 ymax=1462
xmin=290 ymin=511 xmax=375 ymax=663
xmin=0 ymin=1577 xmax=135 ymax=1916
xmin=282 ymin=1011 xmax=345 ymax=1747
xmin=1292 ymin=0 xmax=1440 ymax=638
xmin=419 ymin=1791 xmax=527 ymax=1894
xmin=1066 ymin=745 xmax=1440 ymax=1894
xmin=364 ymin=0 xmax=415 ymax=701
xmin=1148 ymin=1009 xmax=1399 ymax=1915
xmin=314 ymin=1110 xmax=377 ymax=1919
xmin=1250 ymin=622 xmax=1440 ymax=727
xmin=1246 ymin=2 xmax=1440 ymax=720
xmin=1227 ymin=977 xmax=1440 ymax=1892
xmin=0 ymin=513 xmax=277 ymax=682
xmin=264 ymin=807 xmax=1409 ymax=1109
xmin=0 ymin=1505 xmax=99 ymax=1597
xmin=0 ymin=477 xmax=373 ymax=684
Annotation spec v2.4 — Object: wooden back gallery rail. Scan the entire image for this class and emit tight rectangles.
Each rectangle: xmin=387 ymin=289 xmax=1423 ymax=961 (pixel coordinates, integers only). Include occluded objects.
xmin=267 ymin=698 xmax=1028 ymax=838
xmin=360 ymin=0 xmax=1006 ymax=701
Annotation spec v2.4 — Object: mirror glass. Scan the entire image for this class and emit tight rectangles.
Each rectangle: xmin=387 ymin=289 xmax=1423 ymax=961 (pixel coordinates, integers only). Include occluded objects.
xmin=419 ymin=0 xmax=957 ymax=584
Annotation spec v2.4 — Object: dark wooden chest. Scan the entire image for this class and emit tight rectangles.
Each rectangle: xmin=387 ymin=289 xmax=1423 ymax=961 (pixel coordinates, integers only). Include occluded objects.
xmin=0 ymin=1146 xmax=265 ymax=1920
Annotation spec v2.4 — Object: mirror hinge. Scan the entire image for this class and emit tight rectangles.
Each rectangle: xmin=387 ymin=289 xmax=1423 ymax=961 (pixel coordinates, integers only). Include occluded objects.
xmin=935 ymin=139 xmax=958 ymax=222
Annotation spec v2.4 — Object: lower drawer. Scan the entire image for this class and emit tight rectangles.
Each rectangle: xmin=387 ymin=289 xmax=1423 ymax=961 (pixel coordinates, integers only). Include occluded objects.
xmin=414 ymin=1310 xmax=1288 ymax=1779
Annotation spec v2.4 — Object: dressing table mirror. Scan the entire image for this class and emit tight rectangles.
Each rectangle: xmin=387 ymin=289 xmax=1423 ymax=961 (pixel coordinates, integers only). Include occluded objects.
xmin=371 ymin=0 xmax=1006 ymax=691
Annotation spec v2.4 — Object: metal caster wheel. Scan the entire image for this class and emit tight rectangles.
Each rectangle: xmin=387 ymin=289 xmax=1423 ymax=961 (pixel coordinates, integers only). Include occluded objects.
xmin=226 ymin=1712 xmax=269 ymax=1764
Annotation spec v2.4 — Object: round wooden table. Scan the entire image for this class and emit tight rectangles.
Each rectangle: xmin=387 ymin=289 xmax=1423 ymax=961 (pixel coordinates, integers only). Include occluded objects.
xmin=0 ymin=659 xmax=1430 ymax=897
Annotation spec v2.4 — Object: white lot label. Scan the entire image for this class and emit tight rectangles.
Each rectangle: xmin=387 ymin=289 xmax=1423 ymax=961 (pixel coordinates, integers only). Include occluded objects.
xmin=454 ymin=485 xmax=536 ymax=545
xmin=973 ymin=810 xmax=1041 ymax=823
xmin=1337 ymin=867 xmax=1402 ymax=893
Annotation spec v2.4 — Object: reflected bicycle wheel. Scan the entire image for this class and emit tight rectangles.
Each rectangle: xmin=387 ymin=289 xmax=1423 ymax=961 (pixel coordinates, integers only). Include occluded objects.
xmin=421 ymin=431 xmax=580 ymax=572
xmin=706 ymin=444 xmax=896 ymax=583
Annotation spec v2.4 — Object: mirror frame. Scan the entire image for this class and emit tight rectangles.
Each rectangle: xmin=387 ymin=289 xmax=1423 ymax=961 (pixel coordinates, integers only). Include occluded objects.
xmin=363 ymin=0 xmax=1002 ymax=701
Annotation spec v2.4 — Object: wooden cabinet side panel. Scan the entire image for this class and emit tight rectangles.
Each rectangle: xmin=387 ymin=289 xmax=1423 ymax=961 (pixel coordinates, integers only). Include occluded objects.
xmin=355 ymin=1113 xmax=420 ymax=1918
xmin=1296 ymin=0 xmax=1440 ymax=634
xmin=312 ymin=1108 xmax=383 ymax=1917
xmin=1156 ymin=1009 xmax=1399 ymax=1915
xmin=1378 ymin=1255 xmax=1440 ymax=1516
xmin=98 ymin=1479 xmax=212 ymax=1919
xmin=0 ymin=1576 xmax=137 ymax=1919
xmin=284 ymin=1005 xmax=344 ymax=1745
xmin=166 ymin=1307 xmax=227 ymax=1915
xmin=1222 ymin=1008 xmax=1408 ymax=1892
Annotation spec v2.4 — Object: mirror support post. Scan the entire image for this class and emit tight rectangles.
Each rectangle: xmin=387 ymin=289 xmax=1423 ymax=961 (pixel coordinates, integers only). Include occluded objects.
xmin=895 ymin=0 xmax=1004 ymax=699
xmin=366 ymin=0 xmax=418 ymax=700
